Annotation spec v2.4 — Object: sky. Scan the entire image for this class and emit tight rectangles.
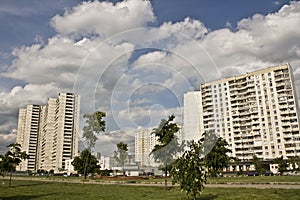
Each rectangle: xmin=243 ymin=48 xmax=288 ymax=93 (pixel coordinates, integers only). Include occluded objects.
xmin=0 ymin=0 xmax=299 ymax=155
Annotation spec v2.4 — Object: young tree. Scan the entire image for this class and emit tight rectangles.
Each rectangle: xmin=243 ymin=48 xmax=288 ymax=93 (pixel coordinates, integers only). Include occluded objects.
xmin=81 ymin=111 xmax=105 ymax=181
xmin=288 ymin=156 xmax=300 ymax=172
xmin=171 ymin=140 xmax=207 ymax=199
xmin=0 ymin=143 xmax=28 ymax=187
xmin=252 ymin=154 xmax=263 ymax=175
xmin=72 ymin=149 xmax=100 ymax=180
xmin=275 ymin=156 xmax=288 ymax=175
xmin=113 ymin=142 xmax=128 ymax=175
xmin=204 ymin=137 xmax=232 ymax=178
xmin=200 ymin=131 xmax=218 ymax=156
xmin=82 ymin=111 xmax=106 ymax=150
xmin=151 ymin=114 xmax=180 ymax=187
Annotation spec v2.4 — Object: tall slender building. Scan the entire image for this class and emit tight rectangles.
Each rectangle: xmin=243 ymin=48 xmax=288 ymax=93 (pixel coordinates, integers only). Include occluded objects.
xmin=16 ymin=92 xmax=80 ymax=172
xmin=135 ymin=128 xmax=158 ymax=167
xmin=183 ymin=91 xmax=203 ymax=141
xmin=51 ymin=93 xmax=80 ymax=171
xmin=16 ymin=105 xmax=41 ymax=171
xmin=37 ymin=98 xmax=56 ymax=171
xmin=184 ymin=64 xmax=300 ymax=161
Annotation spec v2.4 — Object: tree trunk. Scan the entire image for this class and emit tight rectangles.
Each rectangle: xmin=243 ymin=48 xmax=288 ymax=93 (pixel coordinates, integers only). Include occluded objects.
xmin=83 ymin=153 xmax=90 ymax=182
xmin=164 ymin=165 xmax=167 ymax=187
xmin=9 ymin=171 xmax=12 ymax=187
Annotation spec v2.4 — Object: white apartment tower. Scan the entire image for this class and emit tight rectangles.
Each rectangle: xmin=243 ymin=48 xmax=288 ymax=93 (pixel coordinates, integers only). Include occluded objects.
xmin=16 ymin=92 xmax=80 ymax=172
xmin=16 ymin=105 xmax=40 ymax=171
xmin=184 ymin=64 xmax=300 ymax=161
xmin=183 ymin=91 xmax=203 ymax=141
xmin=135 ymin=128 xmax=158 ymax=167
xmin=51 ymin=93 xmax=80 ymax=171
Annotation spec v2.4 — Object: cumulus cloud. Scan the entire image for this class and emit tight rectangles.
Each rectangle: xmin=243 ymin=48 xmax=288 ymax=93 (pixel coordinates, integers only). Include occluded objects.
xmin=0 ymin=130 xmax=16 ymax=154
xmin=161 ymin=17 xmax=208 ymax=40
xmin=51 ymin=0 xmax=155 ymax=38
xmin=202 ymin=1 xmax=300 ymax=75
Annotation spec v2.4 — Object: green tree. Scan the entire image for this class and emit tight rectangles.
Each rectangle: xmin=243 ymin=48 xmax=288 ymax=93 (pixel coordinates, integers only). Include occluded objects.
xmin=200 ymin=131 xmax=218 ymax=156
xmin=151 ymin=114 xmax=180 ymax=187
xmin=113 ymin=142 xmax=128 ymax=175
xmin=82 ymin=111 xmax=106 ymax=150
xmin=204 ymin=137 xmax=232 ymax=178
xmin=0 ymin=143 xmax=28 ymax=187
xmin=252 ymin=154 xmax=263 ymax=175
xmin=288 ymin=156 xmax=300 ymax=172
xmin=171 ymin=140 xmax=207 ymax=199
xmin=80 ymin=111 xmax=105 ymax=181
xmin=275 ymin=156 xmax=288 ymax=175
xmin=72 ymin=149 xmax=100 ymax=180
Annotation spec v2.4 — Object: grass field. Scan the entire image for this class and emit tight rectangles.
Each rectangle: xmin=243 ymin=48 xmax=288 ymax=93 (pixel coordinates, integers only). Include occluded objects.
xmin=31 ymin=174 xmax=300 ymax=184
xmin=207 ymin=175 xmax=300 ymax=184
xmin=1 ymin=179 xmax=300 ymax=200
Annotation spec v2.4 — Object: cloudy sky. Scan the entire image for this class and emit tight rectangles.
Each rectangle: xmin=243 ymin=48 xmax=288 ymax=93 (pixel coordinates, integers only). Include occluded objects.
xmin=1 ymin=0 xmax=299 ymax=155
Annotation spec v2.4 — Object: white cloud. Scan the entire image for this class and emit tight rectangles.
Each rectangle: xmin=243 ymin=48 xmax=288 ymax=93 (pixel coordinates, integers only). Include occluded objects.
xmin=0 ymin=130 xmax=16 ymax=154
xmin=161 ymin=17 xmax=208 ymax=39
xmin=51 ymin=0 xmax=155 ymax=38
xmin=200 ymin=1 xmax=300 ymax=75
xmin=0 ymin=83 xmax=59 ymax=113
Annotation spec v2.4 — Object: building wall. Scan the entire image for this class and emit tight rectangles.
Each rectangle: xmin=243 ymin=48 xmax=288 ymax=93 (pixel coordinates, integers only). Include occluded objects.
xmin=37 ymin=98 xmax=56 ymax=171
xmin=186 ymin=64 xmax=300 ymax=161
xmin=52 ymin=93 xmax=80 ymax=172
xmin=135 ymin=128 xmax=158 ymax=167
xmin=16 ymin=105 xmax=40 ymax=171
xmin=183 ymin=91 xmax=203 ymax=141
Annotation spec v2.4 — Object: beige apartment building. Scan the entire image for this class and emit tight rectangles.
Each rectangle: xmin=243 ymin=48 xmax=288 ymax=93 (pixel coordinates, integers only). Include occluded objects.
xmin=135 ymin=128 xmax=158 ymax=167
xmin=16 ymin=105 xmax=40 ymax=171
xmin=184 ymin=64 xmax=300 ymax=162
xmin=16 ymin=92 xmax=80 ymax=172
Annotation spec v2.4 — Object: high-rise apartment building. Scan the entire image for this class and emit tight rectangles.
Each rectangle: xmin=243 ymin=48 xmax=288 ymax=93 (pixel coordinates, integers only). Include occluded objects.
xmin=183 ymin=91 xmax=203 ymax=141
xmin=184 ymin=64 xmax=300 ymax=161
xmin=16 ymin=105 xmax=40 ymax=171
xmin=135 ymin=128 xmax=158 ymax=167
xmin=16 ymin=92 xmax=80 ymax=172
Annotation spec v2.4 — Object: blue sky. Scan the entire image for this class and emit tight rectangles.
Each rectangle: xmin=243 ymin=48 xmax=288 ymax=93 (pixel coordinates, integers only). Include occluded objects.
xmin=0 ymin=0 xmax=299 ymax=154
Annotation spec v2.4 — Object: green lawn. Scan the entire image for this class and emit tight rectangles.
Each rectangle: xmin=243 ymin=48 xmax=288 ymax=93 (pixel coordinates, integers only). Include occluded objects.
xmin=0 ymin=179 xmax=300 ymax=200
xmin=207 ymin=175 xmax=300 ymax=184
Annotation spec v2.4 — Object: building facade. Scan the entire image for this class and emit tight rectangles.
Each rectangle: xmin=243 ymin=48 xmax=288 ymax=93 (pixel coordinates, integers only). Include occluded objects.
xmin=135 ymin=128 xmax=158 ymax=167
xmin=183 ymin=91 xmax=203 ymax=141
xmin=184 ymin=64 xmax=300 ymax=161
xmin=16 ymin=92 xmax=80 ymax=172
xmin=16 ymin=105 xmax=41 ymax=171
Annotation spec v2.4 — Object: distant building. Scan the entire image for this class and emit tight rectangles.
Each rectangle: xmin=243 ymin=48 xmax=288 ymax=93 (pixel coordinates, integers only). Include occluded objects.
xmin=16 ymin=92 xmax=80 ymax=172
xmin=184 ymin=64 xmax=300 ymax=163
xmin=135 ymin=128 xmax=158 ymax=167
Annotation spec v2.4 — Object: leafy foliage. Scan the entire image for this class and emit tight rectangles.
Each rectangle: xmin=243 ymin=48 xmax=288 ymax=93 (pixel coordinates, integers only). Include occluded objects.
xmin=113 ymin=142 xmax=128 ymax=173
xmin=204 ymin=137 xmax=232 ymax=177
xmin=275 ymin=156 xmax=288 ymax=175
xmin=82 ymin=111 xmax=106 ymax=150
xmin=171 ymin=140 xmax=207 ymax=199
xmin=151 ymin=114 xmax=181 ymax=187
xmin=72 ymin=149 xmax=100 ymax=179
xmin=200 ymin=131 xmax=218 ymax=156
xmin=252 ymin=154 xmax=263 ymax=175
xmin=288 ymin=156 xmax=300 ymax=171
xmin=0 ymin=143 xmax=28 ymax=187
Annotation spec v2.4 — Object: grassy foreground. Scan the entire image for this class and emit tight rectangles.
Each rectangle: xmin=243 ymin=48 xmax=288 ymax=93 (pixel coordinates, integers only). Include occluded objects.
xmin=207 ymin=175 xmax=300 ymax=184
xmin=1 ymin=179 xmax=300 ymax=200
